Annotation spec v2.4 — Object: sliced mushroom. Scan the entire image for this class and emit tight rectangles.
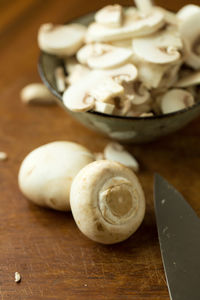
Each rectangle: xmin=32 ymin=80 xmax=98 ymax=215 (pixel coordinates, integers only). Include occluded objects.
xmin=179 ymin=12 xmax=200 ymax=69
xmin=160 ymin=89 xmax=194 ymax=114
xmin=132 ymin=25 xmax=182 ymax=64
xmin=177 ymin=5 xmax=200 ymax=21
xmin=123 ymin=81 xmax=151 ymax=105
xmin=110 ymin=39 xmax=132 ymax=49
xmin=86 ymin=10 xmax=165 ymax=42
xmin=20 ymin=83 xmax=57 ymax=105
xmin=77 ymin=43 xmax=132 ymax=69
xmin=155 ymin=7 xmax=178 ymax=25
xmin=70 ymin=160 xmax=145 ymax=244
xmin=175 ymin=71 xmax=200 ymax=88
xmin=64 ymin=56 xmax=79 ymax=74
xmin=63 ymin=70 xmax=124 ymax=112
xmin=134 ymin=0 xmax=153 ymax=14
xmin=104 ymin=142 xmax=139 ymax=172
xmin=94 ymin=152 xmax=105 ymax=161
xmin=18 ymin=141 xmax=95 ymax=211
xmin=38 ymin=23 xmax=86 ymax=56
xmin=66 ymin=64 xmax=90 ymax=85
xmin=95 ymin=5 xmax=123 ymax=28
xmin=94 ymin=101 xmax=115 ymax=114
xmin=105 ymin=63 xmax=138 ymax=84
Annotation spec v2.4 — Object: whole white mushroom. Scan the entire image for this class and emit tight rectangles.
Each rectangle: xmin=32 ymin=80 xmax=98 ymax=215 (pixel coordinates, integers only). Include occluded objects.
xmin=18 ymin=141 xmax=94 ymax=211
xmin=70 ymin=160 xmax=145 ymax=244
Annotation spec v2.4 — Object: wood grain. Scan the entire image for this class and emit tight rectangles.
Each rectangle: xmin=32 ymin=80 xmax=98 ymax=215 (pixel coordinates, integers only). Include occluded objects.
xmin=0 ymin=1 xmax=200 ymax=299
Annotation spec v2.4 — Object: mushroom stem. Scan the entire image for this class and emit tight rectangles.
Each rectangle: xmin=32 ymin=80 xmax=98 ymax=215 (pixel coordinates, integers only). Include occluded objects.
xmin=134 ymin=0 xmax=153 ymax=14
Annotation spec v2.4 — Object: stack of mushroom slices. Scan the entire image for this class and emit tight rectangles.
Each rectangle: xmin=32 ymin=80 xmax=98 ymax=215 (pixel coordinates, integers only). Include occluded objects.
xmin=38 ymin=1 xmax=200 ymax=117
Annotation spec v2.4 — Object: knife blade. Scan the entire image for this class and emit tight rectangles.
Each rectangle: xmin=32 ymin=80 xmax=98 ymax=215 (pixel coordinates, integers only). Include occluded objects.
xmin=154 ymin=174 xmax=200 ymax=300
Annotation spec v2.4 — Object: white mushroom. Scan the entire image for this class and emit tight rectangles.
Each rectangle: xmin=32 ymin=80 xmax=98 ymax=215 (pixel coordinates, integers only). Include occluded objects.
xmin=110 ymin=39 xmax=132 ymax=49
xmin=18 ymin=141 xmax=94 ymax=211
xmin=54 ymin=66 xmax=66 ymax=92
xmin=63 ymin=70 xmax=124 ymax=112
xmin=122 ymin=81 xmax=151 ymax=105
xmin=104 ymin=142 xmax=139 ymax=172
xmin=94 ymin=152 xmax=105 ymax=161
xmin=105 ymin=63 xmax=138 ymax=84
xmin=155 ymin=7 xmax=178 ymax=25
xmin=0 ymin=152 xmax=8 ymax=161
xmin=175 ymin=71 xmax=200 ymax=88
xmin=134 ymin=0 xmax=153 ymax=14
xmin=38 ymin=23 xmax=86 ymax=56
xmin=86 ymin=10 xmax=165 ymax=42
xmin=20 ymin=83 xmax=57 ymax=105
xmin=177 ymin=5 xmax=200 ymax=21
xmin=132 ymin=25 xmax=182 ymax=64
xmin=95 ymin=5 xmax=123 ymax=28
xmin=70 ymin=160 xmax=145 ymax=244
xmin=77 ymin=43 xmax=132 ymax=69
xmin=94 ymin=101 xmax=115 ymax=115
xmin=179 ymin=12 xmax=200 ymax=69
xmin=66 ymin=64 xmax=90 ymax=85
xmin=160 ymin=89 xmax=194 ymax=114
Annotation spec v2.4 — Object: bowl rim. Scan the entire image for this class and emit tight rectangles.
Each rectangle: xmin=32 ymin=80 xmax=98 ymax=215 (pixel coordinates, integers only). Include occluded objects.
xmin=38 ymin=10 xmax=200 ymax=121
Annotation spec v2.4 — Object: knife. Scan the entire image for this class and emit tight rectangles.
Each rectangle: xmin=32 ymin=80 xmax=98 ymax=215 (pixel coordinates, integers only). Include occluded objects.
xmin=154 ymin=174 xmax=200 ymax=300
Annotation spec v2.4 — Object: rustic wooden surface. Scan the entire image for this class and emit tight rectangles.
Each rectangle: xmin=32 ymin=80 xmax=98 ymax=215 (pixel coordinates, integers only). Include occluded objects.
xmin=0 ymin=0 xmax=200 ymax=299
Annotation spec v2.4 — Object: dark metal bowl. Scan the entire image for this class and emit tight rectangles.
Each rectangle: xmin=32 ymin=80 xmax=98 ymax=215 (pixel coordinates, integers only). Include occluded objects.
xmin=38 ymin=12 xmax=200 ymax=143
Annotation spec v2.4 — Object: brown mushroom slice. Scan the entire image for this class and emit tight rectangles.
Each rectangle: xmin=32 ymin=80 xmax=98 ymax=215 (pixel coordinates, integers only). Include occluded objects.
xmin=70 ymin=160 xmax=145 ymax=244
xmin=38 ymin=23 xmax=86 ymax=56
xmin=160 ymin=89 xmax=194 ymax=114
xmin=63 ymin=70 xmax=124 ymax=112
xmin=77 ymin=43 xmax=132 ymax=69
xmin=132 ymin=26 xmax=182 ymax=64
xmin=175 ymin=71 xmax=200 ymax=88
xmin=104 ymin=142 xmax=139 ymax=172
xmin=86 ymin=10 xmax=165 ymax=42
xmin=95 ymin=5 xmax=123 ymax=28
xmin=177 ymin=5 xmax=200 ymax=21
xmin=179 ymin=12 xmax=200 ymax=69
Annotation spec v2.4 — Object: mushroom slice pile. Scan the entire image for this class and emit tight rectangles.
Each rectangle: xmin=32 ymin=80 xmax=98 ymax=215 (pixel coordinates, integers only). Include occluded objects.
xmin=132 ymin=26 xmax=182 ymax=64
xmin=179 ymin=12 xmax=200 ymax=69
xmin=77 ymin=43 xmax=132 ymax=69
xmin=104 ymin=142 xmax=139 ymax=172
xmin=70 ymin=160 xmax=145 ymax=244
xmin=38 ymin=23 xmax=86 ymax=56
xmin=95 ymin=4 xmax=123 ymax=28
xmin=160 ymin=89 xmax=194 ymax=114
xmin=175 ymin=71 xmax=200 ymax=88
xmin=86 ymin=9 xmax=165 ymax=42
xmin=63 ymin=70 xmax=124 ymax=112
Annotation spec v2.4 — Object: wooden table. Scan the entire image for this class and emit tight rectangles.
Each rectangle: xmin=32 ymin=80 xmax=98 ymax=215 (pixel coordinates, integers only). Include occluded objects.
xmin=1 ymin=0 xmax=200 ymax=299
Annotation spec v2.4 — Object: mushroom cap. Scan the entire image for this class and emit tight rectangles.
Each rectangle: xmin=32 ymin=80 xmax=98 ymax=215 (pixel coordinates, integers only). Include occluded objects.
xmin=70 ymin=160 xmax=145 ymax=244
xmin=160 ymin=88 xmax=194 ymax=114
xmin=105 ymin=63 xmax=138 ymax=84
xmin=86 ymin=10 xmax=165 ymax=42
xmin=177 ymin=4 xmax=200 ymax=21
xmin=77 ymin=43 xmax=133 ymax=69
xmin=132 ymin=26 xmax=182 ymax=64
xmin=179 ymin=12 xmax=200 ymax=69
xmin=38 ymin=23 xmax=86 ymax=56
xmin=18 ymin=141 xmax=94 ymax=211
